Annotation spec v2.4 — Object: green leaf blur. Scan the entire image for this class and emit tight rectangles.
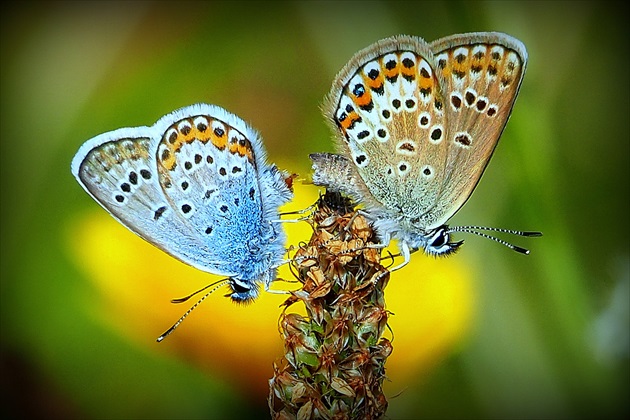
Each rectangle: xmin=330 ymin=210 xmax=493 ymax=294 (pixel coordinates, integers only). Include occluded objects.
xmin=1 ymin=1 xmax=627 ymax=419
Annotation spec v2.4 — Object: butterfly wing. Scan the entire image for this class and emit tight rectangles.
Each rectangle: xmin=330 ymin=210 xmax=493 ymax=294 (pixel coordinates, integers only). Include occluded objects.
xmin=427 ymin=32 xmax=527 ymax=227
xmin=322 ymin=33 xmax=526 ymax=230
xmin=71 ymin=104 xmax=291 ymax=279
xmin=309 ymin=152 xmax=365 ymax=201
xmin=72 ymin=125 xmax=239 ymax=276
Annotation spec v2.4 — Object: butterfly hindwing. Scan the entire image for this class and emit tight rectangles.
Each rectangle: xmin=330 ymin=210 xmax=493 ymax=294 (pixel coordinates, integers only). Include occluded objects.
xmin=429 ymin=32 xmax=528 ymax=227
xmin=72 ymin=127 xmax=240 ymax=276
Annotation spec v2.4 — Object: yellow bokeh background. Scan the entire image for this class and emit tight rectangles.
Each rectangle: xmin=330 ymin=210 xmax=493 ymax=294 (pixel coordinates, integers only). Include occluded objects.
xmin=2 ymin=1 xmax=627 ymax=419
xmin=65 ymin=180 xmax=475 ymax=404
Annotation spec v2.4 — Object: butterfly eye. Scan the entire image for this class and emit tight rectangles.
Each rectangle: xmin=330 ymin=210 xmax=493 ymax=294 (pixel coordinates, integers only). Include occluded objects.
xmin=429 ymin=228 xmax=448 ymax=248
xmin=424 ymin=226 xmax=462 ymax=256
xmin=228 ymin=279 xmax=258 ymax=302
xmin=231 ymin=280 xmax=250 ymax=294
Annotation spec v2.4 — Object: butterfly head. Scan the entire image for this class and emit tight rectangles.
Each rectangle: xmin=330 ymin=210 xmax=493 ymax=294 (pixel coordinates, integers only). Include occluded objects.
xmin=423 ymin=226 xmax=464 ymax=256
xmin=405 ymin=224 xmax=464 ymax=257
xmin=406 ymin=223 xmax=543 ymax=257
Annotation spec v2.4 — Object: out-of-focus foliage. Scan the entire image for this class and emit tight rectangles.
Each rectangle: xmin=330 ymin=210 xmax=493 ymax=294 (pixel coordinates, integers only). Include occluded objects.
xmin=1 ymin=1 xmax=627 ymax=418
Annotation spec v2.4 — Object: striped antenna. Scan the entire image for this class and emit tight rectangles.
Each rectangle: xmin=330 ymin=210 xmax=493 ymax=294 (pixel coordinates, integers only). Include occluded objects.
xmin=447 ymin=226 xmax=542 ymax=254
xmin=156 ymin=278 xmax=230 ymax=342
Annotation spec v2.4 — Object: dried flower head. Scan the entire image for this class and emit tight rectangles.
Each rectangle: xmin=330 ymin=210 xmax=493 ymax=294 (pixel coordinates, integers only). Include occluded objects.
xmin=269 ymin=192 xmax=392 ymax=419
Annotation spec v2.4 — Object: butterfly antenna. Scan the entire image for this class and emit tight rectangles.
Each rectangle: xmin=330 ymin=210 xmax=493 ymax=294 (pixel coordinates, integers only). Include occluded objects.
xmin=276 ymin=198 xmax=321 ymax=223
xmin=169 ymin=278 xmax=232 ymax=303
xmin=451 ymin=225 xmax=542 ymax=237
xmin=448 ymin=226 xmax=541 ymax=255
xmin=156 ymin=278 xmax=230 ymax=342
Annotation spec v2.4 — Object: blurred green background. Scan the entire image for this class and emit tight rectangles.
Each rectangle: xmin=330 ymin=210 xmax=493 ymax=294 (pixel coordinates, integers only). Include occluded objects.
xmin=1 ymin=1 xmax=628 ymax=419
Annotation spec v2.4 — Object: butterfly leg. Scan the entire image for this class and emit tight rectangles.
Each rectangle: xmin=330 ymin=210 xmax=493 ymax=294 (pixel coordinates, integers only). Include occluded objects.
xmin=386 ymin=240 xmax=412 ymax=272
xmin=264 ymin=279 xmax=293 ymax=295
xmin=278 ymin=198 xmax=319 ymax=220
xmin=277 ymin=191 xmax=345 ymax=224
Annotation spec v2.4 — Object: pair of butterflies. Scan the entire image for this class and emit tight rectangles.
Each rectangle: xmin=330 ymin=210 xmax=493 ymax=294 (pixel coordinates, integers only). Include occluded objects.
xmin=72 ymin=32 xmax=540 ymax=340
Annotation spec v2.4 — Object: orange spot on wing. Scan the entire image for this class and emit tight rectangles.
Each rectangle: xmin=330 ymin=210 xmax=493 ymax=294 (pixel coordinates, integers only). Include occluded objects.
xmin=401 ymin=65 xmax=415 ymax=80
xmin=228 ymin=142 xmax=239 ymax=154
xmin=210 ymin=129 xmax=228 ymax=150
xmin=353 ymin=88 xmax=372 ymax=107
xmin=190 ymin=127 xmax=210 ymax=144
xmin=364 ymin=73 xmax=384 ymax=91
xmin=228 ymin=141 xmax=253 ymax=161
xmin=162 ymin=155 xmax=176 ymax=171
xmin=238 ymin=143 xmax=248 ymax=155
xmin=452 ymin=54 xmax=470 ymax=76
xmin=339 ymin=117 xmax=353 ymax=131
xmin=339 ymin=110 xmax=361 ymax=131
xmin=383 ymin=61 xmax=400 ymax=79
xmin=419 ymin=76 xmax=433 ymax=91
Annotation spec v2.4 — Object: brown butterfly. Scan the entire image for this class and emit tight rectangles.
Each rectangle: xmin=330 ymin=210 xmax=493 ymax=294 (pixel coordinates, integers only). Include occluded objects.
xmin=311 ymin=33 xmax=541 ymax=269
